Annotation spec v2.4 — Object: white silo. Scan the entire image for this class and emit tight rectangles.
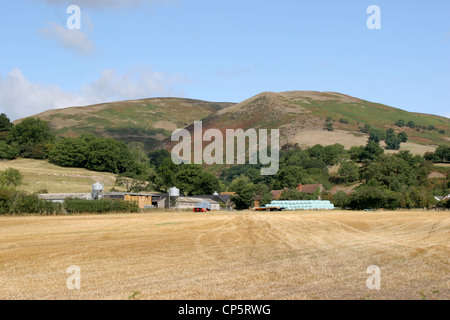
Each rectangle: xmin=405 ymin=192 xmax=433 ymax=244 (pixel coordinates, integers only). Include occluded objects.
xmin=169 ymin=187 xmax=180 ymax=209
xmin=169 ymin=187 xmax=180 ymax=197
xmin=92 ymin=182 xmax=104 ymax=200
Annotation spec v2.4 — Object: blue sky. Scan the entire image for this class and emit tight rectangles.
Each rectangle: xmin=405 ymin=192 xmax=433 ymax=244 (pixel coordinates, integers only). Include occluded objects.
xmin=0 ymin=0 xmax=449 ymax=120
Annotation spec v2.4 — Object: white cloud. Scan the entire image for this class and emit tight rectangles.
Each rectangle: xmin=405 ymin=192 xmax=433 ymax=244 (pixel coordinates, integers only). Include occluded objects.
xmin=0 ymin=68 xmax=186 ymax=120
xmin=82 ymin=68 xmax=185 ymax=101
xmin=39 ymin=22 xmax=95 ymax=56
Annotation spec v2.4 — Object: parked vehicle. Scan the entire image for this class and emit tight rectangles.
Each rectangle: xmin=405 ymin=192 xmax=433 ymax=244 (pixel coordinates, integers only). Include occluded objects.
xmin=193 ymin=201 xmax=212 ymax=213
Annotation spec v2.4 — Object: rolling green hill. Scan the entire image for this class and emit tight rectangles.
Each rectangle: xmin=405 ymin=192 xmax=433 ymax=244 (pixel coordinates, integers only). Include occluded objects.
xmin=16 ymin=91 xmax=450 ymax=154
xmin=161 ymin=91 xmax=449 ymax=155
xmin=15 ymin=98 xmax=234 ymax=150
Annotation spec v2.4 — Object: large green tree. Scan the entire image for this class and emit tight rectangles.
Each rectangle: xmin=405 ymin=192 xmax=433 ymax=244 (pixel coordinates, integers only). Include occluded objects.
xmin=148 ymin=149 xmax=172 ymax=169
xmin=232 ymin=183 xmax=272 ymax=210
xmin=274 ymin=165 xmax=307 ymax=189
xmin=7 ymin=118 xmax=54 ymax=158
xmin=84 ymin=136 xmax=135 ymax=174
xmin=0 ymin=113 xmax=13 ymax=132
xmin=0 ymin=168 xmax=23 ymax=188
xmin=192 ymin=172 xmax=221 ymax=195
xmin=174 ymin=165 xmax=203 ymax=196
xmin=360 ymin=141 xmax=384 ymax=161
xmin=338 ymin=160 xmax=360 ymax=184
xmin=385 ymin=128 xmax=401 ymax=150
xmin=157 ymin=158 xmax=179 ymax=192
xmin=49 ymin=137 xmax=88 ymax=168
xmin=346 ymin=186 xmax=388 ymax=210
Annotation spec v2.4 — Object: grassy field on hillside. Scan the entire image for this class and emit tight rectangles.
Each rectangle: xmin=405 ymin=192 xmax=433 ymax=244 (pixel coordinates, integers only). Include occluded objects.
xmin=294 ymin=97 xmax=450 ymax=146
xmin=292 ymin=129 xmax=438 ymax=154
xmin=0 ymin=159 xmax=123 ymax=194
xmin=0 ymin=210 xmax=448 ymax=300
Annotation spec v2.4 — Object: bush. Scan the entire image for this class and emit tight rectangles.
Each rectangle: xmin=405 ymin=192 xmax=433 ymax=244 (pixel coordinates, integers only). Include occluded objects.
xmin=406 ymin=120 xmax=416 ymax=129
xmin=65 ymin=199 xmax=139 ymax=214
xmin=368 ymin=129 xmax=385 ymax=143
xmin=325 ymin=122 xmax=334 ymax=131
xmin=331 ymin=191 xmax=349 ymax=208
xmin=398 ymin=132 xmax=408 ymax=143
xmin=0 ymin=188 xmax=15 ymax=214
xmin=0 ymin=188 xmax=61 ymax=215
xmin=346 ymin=186 xmax=388 ymax=210
xmin=0 ymin=141 xmax=19 ymax=159
xmin=15 ymin=193 xmax=62 ymax=214
xmin=395 ymin=120 xmax=405 ymax=127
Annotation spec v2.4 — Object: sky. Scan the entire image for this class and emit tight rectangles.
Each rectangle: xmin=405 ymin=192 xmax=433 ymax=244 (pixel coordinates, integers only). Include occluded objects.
xmin=0 ymin=0 xmax=449 ymax=120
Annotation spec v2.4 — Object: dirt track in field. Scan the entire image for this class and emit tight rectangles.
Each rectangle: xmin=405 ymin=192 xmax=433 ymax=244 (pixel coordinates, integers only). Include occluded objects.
xmin=0 ymin=210 xmax=448 ymax=300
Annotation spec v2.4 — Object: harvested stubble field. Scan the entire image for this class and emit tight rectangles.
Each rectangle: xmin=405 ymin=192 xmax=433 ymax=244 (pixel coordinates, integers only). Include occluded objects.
xmin=0 ymin=210 xmax=448 ymax=300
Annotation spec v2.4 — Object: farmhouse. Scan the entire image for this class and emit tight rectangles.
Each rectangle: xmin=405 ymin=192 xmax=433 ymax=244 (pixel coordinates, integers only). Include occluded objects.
xmin=296 ymin=184 xmax=324 ymax=195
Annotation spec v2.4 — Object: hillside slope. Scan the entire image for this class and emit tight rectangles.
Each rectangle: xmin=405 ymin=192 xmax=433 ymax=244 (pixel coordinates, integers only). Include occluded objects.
xmin=16 ymin=91 xmax=450 ymax=153
xmin=15 ymin=98 xmax=234 ymax=150
xmin=162 ymin=91 xmax=450 ymax=154
xmin=0 ymin=159 xmax=123 ymax=194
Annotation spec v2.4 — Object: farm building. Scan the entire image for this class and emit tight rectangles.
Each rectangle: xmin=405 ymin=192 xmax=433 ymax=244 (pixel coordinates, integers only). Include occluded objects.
xmin=175 ymin=197 xmax=220 ymax=211
xmin=296 ymin=184 xmax=324 ymax=195
xmin=194 ymin=194 xmax=235 ymax=210
xmin=38 ymin=182 xmax=102 ymax=204
xmin=38 ymin=193 xmax=93 ymax=204
xmin=102 ymin=192 xmax=169 ymax=209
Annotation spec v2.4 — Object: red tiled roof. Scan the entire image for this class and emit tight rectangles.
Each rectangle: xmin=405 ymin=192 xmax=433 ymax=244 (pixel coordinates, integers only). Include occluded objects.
xmin=296 ymin=184 xmax=323 ymax=194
